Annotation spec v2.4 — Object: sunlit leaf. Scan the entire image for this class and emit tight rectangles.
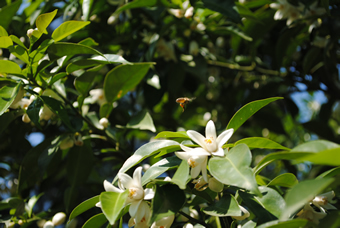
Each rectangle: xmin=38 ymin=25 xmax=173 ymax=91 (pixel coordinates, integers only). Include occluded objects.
xmin=47 ymin=42 xmax=104 ymax=60
xmin=100 ymin=191 xmax=128 ymax=225
xmin=235 ymin=137 xmax=289 ymax=150
xmin=209 ymin=144 xmax=261 ymax=196
xmin=0 ymin=60 xmax=22 ymax=74
xmin=0 ymin=81 xmax=21 ymax=116
xmin=52 ymin=21 xmax=90 ymax=42
xmin=126 ymin=109 xmax=156 ymax=132
xmin=171 ymin=160 xmax=190 ymax=189
xmin=0 ymin=25 xmax=8 ymax=36
xmin=296 ymin=147 xmax=340 ymax=166
xmin=8 ymin=45 xmax=29 ymax=64
xmin=203 ymin=194 xmax=241 ymax=217
xmin=227 ymin=97 xmax=283 ymax=132
xmin=0 ymin=36 xmax=13 ymax=48
xmin=69 ymin=196 xmax=99 ymax=221
xmin=280 ymin=178 xmax=334 ymax=220
xmin=154 ymin=131 xmax=189 ymax=140
xmin=82 ymin=213 xmax=107 ymax=228
xmin=36 ymin=9 xmax=57 ymax=34
xmin=104 ymin=63 xmax=153 ymax=102
xmin=267 ymin=173 xmax=298 ymax=188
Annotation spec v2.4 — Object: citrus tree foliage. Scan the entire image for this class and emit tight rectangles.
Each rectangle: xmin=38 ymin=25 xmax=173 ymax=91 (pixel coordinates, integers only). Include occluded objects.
xmin=1 ymin=0 xmax=340 ymax=227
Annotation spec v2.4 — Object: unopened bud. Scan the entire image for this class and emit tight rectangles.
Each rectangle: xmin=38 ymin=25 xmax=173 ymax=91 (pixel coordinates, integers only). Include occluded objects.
xmin=60 ymin=137 xmax=74 ymax=150
xmin=43 ymin=221 xmax=55 ymax=228
xmin=52 ymin=212 xmax=66 ymax=226
xmin=189 ymin=41 xmax=199 ymax=56
xmin=22 ymin=113 xmax=31 ymax=123
xmin=99 ymin=117 xmax=109 ymax=128
xmin=27 ymin=29 xmax=34 ymax=38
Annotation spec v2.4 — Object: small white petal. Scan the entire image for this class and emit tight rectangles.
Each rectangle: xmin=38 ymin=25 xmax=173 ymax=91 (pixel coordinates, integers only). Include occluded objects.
xmin=129 ymin=200 xmax=142 ymax=218
xmin=187 ymin=130 xmax=207 ymax=149
xmin=175 ymin=152 xmax=191 ymax=160
xmin=205 ymin=120 xmax=217 ymax=140
xmin=191 ymin=165 xmax=201 ymax=179
xmin=103 ymin=180 xmax=123 ymax=193
xmin=144 ymin=188 xmax=155 ymax=200
xmin=118 ymin=173 xmax=133 ymax=189
xmin=95 ymin=202 xmax=101 ymax=208
xmin=133 ymin=167 xmax=143 ymax=187
xmin=216 ymin=129 xmax=233 ymax=148
xmin=211 ymin=148 xmax=225 ymax=157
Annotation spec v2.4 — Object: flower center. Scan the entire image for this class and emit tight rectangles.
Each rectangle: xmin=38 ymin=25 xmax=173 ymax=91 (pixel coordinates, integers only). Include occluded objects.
xmin=188 ymin=158 xmax=197 ymax=168
xmin=204 ymin=137 xmax=213 ymax=144
xmin=128 ymin=187 xmax=144 ymax=200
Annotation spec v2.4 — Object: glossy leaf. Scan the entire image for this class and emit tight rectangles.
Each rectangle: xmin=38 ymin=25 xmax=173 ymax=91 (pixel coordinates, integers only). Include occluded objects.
xmin=255 ymin=186 xmax=285 ymax=218
xmin=47 ymin=42 xmax=104 ymax=59
xmin=0 ymin=0 xmax=22 ymax=30
xmin=0 ymin=81 xmax=21 ymax=116
xmin=52 ymin=21 xmax=90 ymax=42
xmin=92 ymin=54 xmax=131 ymax=64
xmin=296 ymin=147 xmax=340 ymax=166
xmin=150 ymin=184 xmax=186 ymax=224
xmin=115 ymin=0 xmax=157 ymax=14
xmin=26 ymin=97 xmax=43 ymax=129
xmin=256 ymin=219 xmax=309 ymax=228
xmin=227 ymin=97 xmax=283 ymax=132
xmin=280 ymin=178 xmax=334 ymax=220
xmin=291 ymin=140 xmax=339 ymax=152
xmin=74 ymin=71 xmax=97 ymax=95
xmin=103 ymin=63 xmax=153 ymax=102
xmin=82 ymin=213 xmax=107 ymax=228
xmin=69 ymin=195 xmax=99 ymax=221
xmin=203 ymin=194 xmax=241 ymax=217
xmin=100 ymin=191 xmax=128 ymax=225
xmin=66 ymin=60 xmax=103 ymax=74
xmin=171 ymin=160 xmax=190 ymax=189
xmin=36 ymin=9 xmax=57 ymax=34
xmin=0 ymin=60 xmax=22 ymax=74
xmin=267 ymin=173 xmax=298 ymax=188
xmin=126 ymin=109 xmax=156 ymax=132
xmin=0 ymin=36 xmax=13 ymax=48
xmin=0 ymin=25 xmax=8 ymax=36
xmin=209 ymin=144 xmax=260 ymax=196
xmin=202 ymin=0 xmax=241 ymax=24
xmin=154 ymin=131 xmax=190 ymax=140
xmin=10 ymin=35 xmax=26 ymax=50
xmin=8 ymin=45 xmax=29 ymax=64
xmin=115 ymin=140 xmax=180 ymax=182
xmin=141 ymin=156 xmax=182 ymax=186
xmin=317 ymin=167 xmax=340 ymax=179
xmin=235 ymin=137 xmax=290 ymax=150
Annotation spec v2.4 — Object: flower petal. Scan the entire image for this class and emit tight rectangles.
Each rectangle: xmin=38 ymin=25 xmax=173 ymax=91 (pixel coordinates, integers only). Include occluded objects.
xmin=103 ymin=180 xmax=124 ymax=193
xmin=211 ymin=148 xmax=225 ymax=157
xmin=205 ymin=120 xmax=217 ymax=140
xmin=201 ymin=157 xmax=208 ymax=182
xmin=175 ymin=152 xmax=190 ymax=160
xmin=191 ymin=165 xmax=201 ymax=179
xmin=144 ymin=188 xmax=155 ymax=200
xmin=216 ymin=129 xmax=233 ymax=148
xmin=118 ymin=173 xmax=133 ymax=189
xmin=180 ymin=144 xmax=194 ymax=152
xmin=187 ymin=130 xmax=206 ymax=149
xmin=129 ymin=200 xmax=142 ymax=218
xmin=133 ymin=166 xmax=143 ymax=187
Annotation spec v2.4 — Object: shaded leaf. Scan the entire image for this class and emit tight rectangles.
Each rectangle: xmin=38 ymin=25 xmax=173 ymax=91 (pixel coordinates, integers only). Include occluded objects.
xmin=256 ymin=219 xmax=310 ymax=228
xmin=82 ymin=213 xmax=107 ymax=228
xmin=74 ymin=71 xmax=97 ymax=95
xmin=154 ymin=131 xmax=189 ymax=140
xmin=69 ymin=196 xmax=99 ymax=221
xmin=0 ymin=81 xmax=21 ymax=116
xmin=126 ymin=109 xmax=156 ymax=132
xmin=0 ymin=0 xmax=22 ymax=30
xmin=203 ymin=194 xmax=241 ymax=217
xmin=202 ymin=0 xmax=241 ymax=24
xmin=47 ymin=42 xmax=104 ymax=60
xmin=115 ymin=0 xmax=157 ymax=14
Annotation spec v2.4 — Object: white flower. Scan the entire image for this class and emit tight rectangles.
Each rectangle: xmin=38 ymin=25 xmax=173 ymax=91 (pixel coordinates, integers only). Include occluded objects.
xmin=156 ymin=38 xmax=178 ymax=62
xmin=151 ymin=214 xmax=175 ymax=228
xmin=312 ymin=191 xmax=337 ymax=211
xmin=128 ymin=201 xmax=151 ymax=228
xmin=187 ymin=120 xmax=233 ymax=157
xmin=99 ymin=117 xmax=109 ymax=128
xmin=168 ymin=1 xmax=193 ymax=19
xmin=231 ymin=205 xmax=250 ymax=220
xmin=270 ymin=0 xmax=301 ymax=25
xmin=52 ymin=212 xmax=66 ymax=226
xmin=89 ymin=88 xmax=107 ymax=106
xmin=175 ymin=145 xmax=210 ymax=181
xmin=296 ymin=203 xmax=327 ymax=224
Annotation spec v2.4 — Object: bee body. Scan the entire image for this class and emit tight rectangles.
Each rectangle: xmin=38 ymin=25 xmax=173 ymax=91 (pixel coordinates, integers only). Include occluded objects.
xmin=176 ymin=97 xmax=196 ymax=111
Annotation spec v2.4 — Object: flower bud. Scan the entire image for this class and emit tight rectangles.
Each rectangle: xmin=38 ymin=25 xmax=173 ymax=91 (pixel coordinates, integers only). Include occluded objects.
xmin=27 ymin=29 xmax=34 ymax=38
xmin=99 ymin=117 xmax=109 ymax=128
xmin=52 ymin=212 xmax=66 ymax=226
xmin=74 ymin=133 xmax=83 ymax=146
xmin=60 ymin=137 xmax=74 ymax=150
xmin=189 ymin=40 xmax=199 ymax=56
xmin=208 ymin=177 xmax=224 ymax=192
xmin=43 ymin=221 xmax=55 ymax=228
xmin=22 ymin=113 xmax=31 ymax=123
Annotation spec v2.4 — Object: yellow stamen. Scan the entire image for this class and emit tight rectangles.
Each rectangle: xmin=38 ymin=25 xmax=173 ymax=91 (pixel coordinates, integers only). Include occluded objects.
xmin=129 ymin=189 xmax=136 ymax=199
xmin=188 ymin=158 xmax=197 ymax=168
xmin=204 ymin=138 xmax=213 ymax=144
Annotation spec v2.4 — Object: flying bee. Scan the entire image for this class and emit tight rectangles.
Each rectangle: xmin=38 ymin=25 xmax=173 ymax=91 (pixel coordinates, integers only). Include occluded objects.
xmin=176 ymin=97 xmax=196 ymax=112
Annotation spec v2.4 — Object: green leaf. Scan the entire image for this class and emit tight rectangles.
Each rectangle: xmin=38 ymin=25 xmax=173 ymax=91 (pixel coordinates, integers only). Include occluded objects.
xmin=227 ymin=97 xmax=283 ymax=132
xmin=115 ymin=140 xmax=180 ymax=182
xmin=100 ymin=191 xmax=128 ymax=225
xmin=66 ymin=60 xmax=103 ymax=74
xmin=0 ymin=81 xmax=21 ymax=116
xmin=317 ymin=167 xmax=340 ymax=179
xmin=0 ymin=36 xmax=13 ymax=48
xmin=235 ymin=137 xmax=290 ymax=150
xmin=255 ymin=186 xmax=285 ymax=219
xmin=40 ymin=96 xmax=74 ymax=130
xmin=280 ymin=178 xmax=334 ymax=220
xmin=74 ymin=71 xmax=97 ymax=95
xmin=69 ymin=196 xmax=99 ymax=221
xmin=203 ymin=194 xmax=241 ymax=217
xmin=103 ymin=63 xmax=153 ymax=102
xmin=150 ymin=184 xmax=186 ymax=224
xmin=154 ymin=131 xmax=190 ymax=140
xmin=0 ymin=109 xmax=23 ymax=135
xmin=52 ymin=21 xmax=90 ymax=42
xmin=0 ymin=25 xmax=8 ymax=36
xmin=115 ymin=0 xmax=157 ymax=14
xmin=10 ymin=35 xmax=27 ymax=50
xmin=26 ymin=97 xmax=43 ymax=129
xmin=126 ymin=109 xmax=156 ymax=132
xmin=82 ymin=0 xmax=94 ymax=21
xmin=296 ymin=147 xmax=340 ymax=166
xmin=0 ymin=60 xmax=22 ymax=74
xmin=291 ymin=140 xmax=339 ymax=152
xmin=8 ymin=45 xmax=29 ymax=64
xmin=36 ymin=9 xmax=58 ymax=34
xmin=99 ymin=103 xmax=113 ymax=118
xmin=47 ymin=42 xmax=104 ymax=60
xmin=256 ymin=219 xmax=310 ymax=228
xmin=82 ymin=213 xmax=108 ymax=228
xmin=202 ymin=0 xmax=241 ymax=24
xmin=171 ymin=160 xmax=190 ymax=189
xmin=0 ymin=0 xmax=22 ymax=30
xmin=209 ymin=144 xmax=260 ymax=196
xmin=267 ymin=173 xmax=298 ymax=188
xmin=49 ymin=72 xmax=68 ymax=86
xmin=141 ymin=156 xmax=182 ymax=186
xmin=92 ymin=54 xmax=131 ymax=64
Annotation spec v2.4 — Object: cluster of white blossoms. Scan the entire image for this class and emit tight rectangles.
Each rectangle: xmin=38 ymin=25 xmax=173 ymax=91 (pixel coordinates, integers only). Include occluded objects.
xmin=269 ymin=0 xmax=326 ymax=32
xmin=98 ymin=167 xmax=175 ymax=228
xmin=296 ymin=191 xmax=337 ymax=224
